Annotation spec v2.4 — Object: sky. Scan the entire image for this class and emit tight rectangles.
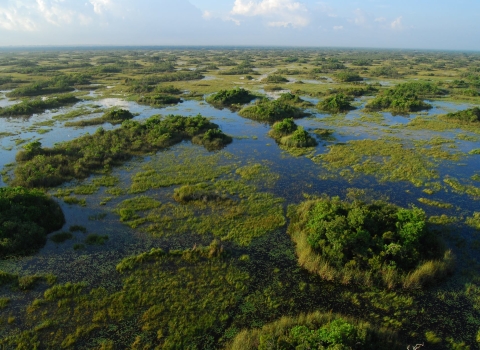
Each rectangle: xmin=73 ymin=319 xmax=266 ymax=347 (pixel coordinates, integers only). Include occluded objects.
xmin=0 ymin=0 xmax=479 ymax=50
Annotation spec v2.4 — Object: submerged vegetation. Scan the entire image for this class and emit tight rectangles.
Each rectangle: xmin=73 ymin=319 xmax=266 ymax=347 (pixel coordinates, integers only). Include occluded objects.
xmin=0 ymin=187 xmax=65 ymax=258
xmin=288 ymin=196 xmax=452 ymax=289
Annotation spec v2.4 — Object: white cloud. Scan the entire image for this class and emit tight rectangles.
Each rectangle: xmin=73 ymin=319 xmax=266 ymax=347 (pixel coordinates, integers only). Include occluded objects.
xmin=231 ymin=0 xmax=310 ymax=28
xmin=0 ymin=5 xmax=37 ymax=31
xmin=391 ymin=16 xmax=403 ymax=30
xmin=89 ymin=0 xmax=112 ymax=15
xmin=202 ymin=10 xmax=213 ymax=20
xmin=333 ymin=25 xmax=343 ymax=30
xmin=353 ymin=8 xmax=367 ymax=26
xmin=375 ymin=17 xmax=386 ymax=23
xmin=36 ymin=0 xmax=74 ymax=25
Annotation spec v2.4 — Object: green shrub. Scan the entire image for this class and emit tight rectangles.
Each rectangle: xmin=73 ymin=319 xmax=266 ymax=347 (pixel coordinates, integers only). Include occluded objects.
xmin=136 ymin=94 xmax=182 ymax=107
xmin=442 ymin=107 xmax=480 ymax=124
xmin=262 ymin=75 xmax=289 ymax=83
xmin=269 ymin=118 xmax=298 ymax=139
xmin=65 ymin=108 xmax=135 ymax=127
xmin=0 ymin=187 xmax=65 ymax=258
xmin=317 ymin=94 xmax=354 ymax=113
xmin=206 ymin=88 xmax=256 ymax=108
xmin=287 ymin=196 xmax=452 ymax=289
xmin=239 ymin=99 xmax=308 ymax=123
xmin=334 ymin=70 xmax=363 ymax=82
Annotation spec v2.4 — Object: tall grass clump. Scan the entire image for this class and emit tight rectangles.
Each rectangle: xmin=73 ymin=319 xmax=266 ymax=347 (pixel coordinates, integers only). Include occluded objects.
xmin=228 ymin=311 xmax=402 ymax=350
xmin=287 ymin=196 xmax=452 ymax=289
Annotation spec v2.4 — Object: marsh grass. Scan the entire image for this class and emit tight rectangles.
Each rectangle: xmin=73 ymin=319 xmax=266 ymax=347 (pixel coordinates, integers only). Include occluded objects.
xmin=417 ymin=198 xmax=454 ymax=209
xmin=64 ymin=108 xmax=134 ymax=127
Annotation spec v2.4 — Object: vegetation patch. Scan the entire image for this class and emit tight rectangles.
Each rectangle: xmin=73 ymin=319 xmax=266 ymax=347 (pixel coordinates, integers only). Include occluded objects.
xmin=334 ymin=70 xmax=363 ymax=82
xmin=50 ymin=232 xmax=73 ymax=243
xmin=317 ymin=94 xmax=354 ymax=113
xmin=262 ymin=75 xmax=289 ymax=83
xmin=0 ymin=94 xmax=79 ymax=117
xmin=269 ymin=118 xmax=317 ymax=148
xmin=12 ymin=114 xmax=231 ymax=188
xmin=136 ymin=94 xmax=182 ymax=107
xmin=276 ymin=93 xmax=313 ymax=108
xmin=65 ymin=108 xmax=134 ymax=127
xmin=85 ymin=234 xmax=109 ymax=245
xmin=228 ymin=311 xmax=402 ymax=350
xmin=287 ymin=196 xmax=453 ymax=289
xmin=6 ymin=74 xmax=89 ymax=98
xmin=206 ymin=88 xmax=257 ymax=109
xmin=239 ymin=98 xmax=308 ymax=123
xmin=0 ymin=187 xmax=65 ymax=258
xmin=365 ymin=82 xmax=439 ymax=113
xmin=417 ymin=198 xmax=453 ymax=209
xmin=441 ymin=107 xmax=480 ymax=124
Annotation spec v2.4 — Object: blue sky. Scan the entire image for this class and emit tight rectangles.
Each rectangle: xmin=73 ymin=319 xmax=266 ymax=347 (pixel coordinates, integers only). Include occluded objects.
xmin=0 ymin=0 xmax=478 ymax=50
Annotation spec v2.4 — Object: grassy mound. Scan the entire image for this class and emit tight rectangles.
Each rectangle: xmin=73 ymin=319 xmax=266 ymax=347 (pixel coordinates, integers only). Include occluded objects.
xmin=13 ymin=114 xmax=232 ymax=188
xmin=6 ymin=74 xmax=90 ymax=97
xmin=65 ymin=108 xmax=135 ymax=127
xmin=206 ymin=87 xmax=256 ymax=108
xmin=191 ymin=128 xmax=233 ymax=151
xmin=287 ymin=196 xmax=453 ymax=289
xmin=228 ymin=311 xmax=402 ymax=350
xmin=269 ymin=118 xmax=317 ymax=148
xmin=136 ymin=94 xmax=182 ymax=107
xmin=276 ymin=93 xmax=313 ymax=108
xmin=239 ymin=99 xmax=308 ymax=123
xmin=262 ymin=75 xmax=289 ymax=83
xmin=317 ymin=93 xmax=354 ymax=113
xmin=0 ymin=187 xmax=65 ymax=258
xmin=0 ymin=94 xmax=79 ymax=117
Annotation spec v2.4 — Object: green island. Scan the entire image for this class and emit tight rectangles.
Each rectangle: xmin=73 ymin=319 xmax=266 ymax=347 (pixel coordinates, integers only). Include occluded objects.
xmin=206 ymin=87 xmax=257 ymax=109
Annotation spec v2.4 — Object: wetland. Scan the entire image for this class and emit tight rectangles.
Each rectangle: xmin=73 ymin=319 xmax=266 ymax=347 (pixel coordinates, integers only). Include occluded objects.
xmin=1 ymin=48 xmax=480 ymax=349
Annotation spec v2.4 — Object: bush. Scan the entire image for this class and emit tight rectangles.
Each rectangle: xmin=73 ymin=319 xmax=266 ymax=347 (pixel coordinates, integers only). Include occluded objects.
xmin=334 ymin=70 xmax=363 ymax=82
xmin=239 ymin=99 xmax=308 ymax=123
xmin=136 ymin=94 xmax=182 ymax=107
xmin=317 ymin=94 xmax=354 ymax=113
xmin=442 ymin=107 xmax=480 ymax=123
xmin=0 ymin=187 xmax=65 ymax=258
xmin=206 ymin=88 xmax=256 ymax=108
xmin=287 ymin=196 xmax=452 ymax=289
xmin=262 ymin=75 xmax=289 ymax=83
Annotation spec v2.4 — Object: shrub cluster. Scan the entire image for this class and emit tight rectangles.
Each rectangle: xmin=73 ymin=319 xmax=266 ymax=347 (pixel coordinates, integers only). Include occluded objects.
xmin=442 ymin=107 xmax=480 ymax=123
xmin=65 ymin=108 xmax=135 ymax=127
xmin=0 ymin=94 xmax=79 ymax=117
xmin=6 ymin=74 xmax=90 ymax=97
xmin=206 ymin=88 xmax=256 ymax=108
xmin=239 ymin=99 xmax=308 ymax=123
xmin=287 ymin=196 xmax=453 ymax=289
xmin=269 ymin=118 xmax=317 ymax=148
xmin=0 ymin=187 xmax=65 ymax=258
xmin=317 ymin=93 xmax=354 ymax=113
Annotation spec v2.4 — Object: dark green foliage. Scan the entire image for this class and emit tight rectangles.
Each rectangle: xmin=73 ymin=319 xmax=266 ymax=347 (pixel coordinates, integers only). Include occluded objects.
xmin=269 ymin=119 xmax=317 ymax=148
xmin=152 ymin=71 xmax=204 ymax=82
xmin=65 ymin=108 xmax=135 ymax=127
xmin=365 ymin=82 xmax=441 ymax=113
xmin=153 ymin=84 xmax=182 ymax=95
xmin=276 ymin=93 xmax=313 ymax=108
xmin=85 ymin=234 xmax=108 ymax=245
xmin=0 ymin=187 xmax=65 ymax=258
xmin=13 ymin=114 xmax=231 ymax=188
xmin=137 ymin=94 xmax=182 ymax=107
xmin=270 ymin=118 xmax=298 ymax=138
xmin=219 ymin=63 xmax=257 ymax=75
xmin=317 ymin=94 xmax=354 ymax=113
xmin=69 ymin=225 xmax=87 ymax=233
xmin=239 ymin=99 xmax=308 ymax=123
xmin=288 ymin=196 xmax=451 ymax=288
xmin=0 ymin=94 xmax=79 ymax=117
xmin=370 ymin=66 xmax=402 ymax=78
xmin=191 ymin=128 xmax=233 ymax=151
xmin=262 ymin=75 xmax=289 ymax=83
xmin=442 ymin=107 xmax=480 ymax=123
xmin=50 ymin=232 xmax=73 ymax=243
xmin=351 ymin=59 xmax=373 ymax=66
xmin=334 ymin=70 xmax=363 ymax=82
xmin=6 ymin=74 xmax=90 ymax=97
xmin=206 ymin=88 xmax=256 ymax=108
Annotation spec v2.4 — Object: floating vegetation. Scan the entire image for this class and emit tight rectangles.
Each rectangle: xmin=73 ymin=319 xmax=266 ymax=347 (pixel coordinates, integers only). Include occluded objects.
xmin=0 ymin=243 xmax=250 ymax=349
xmin=444 ymin=177 xmax=480 ymax=199
xmin=313 ymin=139 xmax=441 ymax=187
xmin=287 ymin=196 xmax=453 ymax=289
xmin=12 ymin=114 xmax=231 ymax=188
xmin=85 ymin=234 xmax=109 ymax=245
xmin=0 ymin=187 xmax=65 ymax=258
xmin=418 ymin=198 xmax=454 ymax=209
xmin=65 ymin=108 xmax=134 ymax=127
